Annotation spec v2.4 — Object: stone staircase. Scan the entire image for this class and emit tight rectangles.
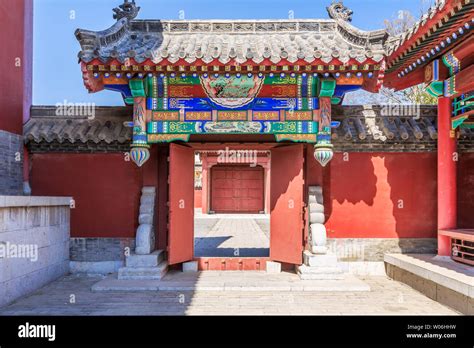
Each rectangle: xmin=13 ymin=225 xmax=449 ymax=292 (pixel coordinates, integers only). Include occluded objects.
xmin=117 ymin=186 xmax=168 ymax=280
xmin=296 ymin=186 xmax=344 ymax=280
xmin=118 ymin=250 xmax=168 ymax=280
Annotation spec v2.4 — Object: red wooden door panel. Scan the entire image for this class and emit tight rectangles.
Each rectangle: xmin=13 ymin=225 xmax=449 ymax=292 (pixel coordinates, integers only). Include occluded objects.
xmin=270 ymin=144 xmax=304 ymax=264
xmin=211 ymin=166 xmax=264 ymax=213
xmin=168 ymin=143 xmax=195 ymax=265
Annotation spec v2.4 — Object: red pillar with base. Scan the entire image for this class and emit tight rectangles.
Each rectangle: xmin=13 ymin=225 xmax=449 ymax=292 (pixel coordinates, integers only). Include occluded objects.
xmin=437 ymin=97 xmax=457 ymax=256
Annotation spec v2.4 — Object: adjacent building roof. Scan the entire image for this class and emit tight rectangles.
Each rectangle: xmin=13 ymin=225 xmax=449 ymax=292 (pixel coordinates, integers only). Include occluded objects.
xmin=385 ymin=0 xmax=474 ymax=88
xmin=24 ymin=105 xmax=473 ymax=152
xmin=24 ymin=106 xmax=133 ymax=152
xmin=75 ymin=2 xmax=388 ymax=66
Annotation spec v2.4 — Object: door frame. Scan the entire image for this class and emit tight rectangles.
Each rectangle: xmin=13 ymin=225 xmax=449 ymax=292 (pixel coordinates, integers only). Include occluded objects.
xmin=167 ymin=142 xmax=305 ymax=266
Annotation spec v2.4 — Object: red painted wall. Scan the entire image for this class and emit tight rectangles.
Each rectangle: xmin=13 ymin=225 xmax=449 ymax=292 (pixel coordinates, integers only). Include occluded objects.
xmin=306 ymin=150 xmax=438 ymax=238
xmin=29 ymin=148 xmax=466 ymax=240
xmin=0 ymin=0 xmax=33 ymax=134
xmin=30 ymin=154 xmax=143 ymax=238
xmin=458 ymin=152 xmax=474 ymax=228
xmin=194 ymin=189 xmax=202 ymax=209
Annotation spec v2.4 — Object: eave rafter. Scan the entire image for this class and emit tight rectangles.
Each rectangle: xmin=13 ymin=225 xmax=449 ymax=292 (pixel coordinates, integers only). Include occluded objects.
xmin=385 ymin=0 xmax=474 ymax=90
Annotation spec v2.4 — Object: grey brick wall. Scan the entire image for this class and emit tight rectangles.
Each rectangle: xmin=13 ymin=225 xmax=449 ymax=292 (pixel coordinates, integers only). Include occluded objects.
xmin=0 ymin=130 xmax=23 ymax=195
xmin=70 ymin=237 xmax=135 ymax=262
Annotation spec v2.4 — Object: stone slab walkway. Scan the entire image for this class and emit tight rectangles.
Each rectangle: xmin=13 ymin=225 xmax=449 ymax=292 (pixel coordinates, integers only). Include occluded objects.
xmin=194 ymin=214 xmax=270 ymax=257
xmin=91 ymin=271 xmax=370 ymax=292
xmin=0 ymin=273 xmax=458 ymax=315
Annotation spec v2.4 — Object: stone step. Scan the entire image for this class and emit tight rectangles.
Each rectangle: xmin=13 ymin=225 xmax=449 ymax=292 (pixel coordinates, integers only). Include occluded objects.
xmin=296 ymin=265 xmax=344 ymax=280
xmin=125 ymin=250 xmax=164 ymax=268
xmin=118 ymin=261 xmax=168 ymax=280
xmin=303 ymin=250 xmax=338 ymax=267
xmin=297 ymin=264 xmax=344 ymax=274
xmin=297 ymin=272 xmax=345 ymax=280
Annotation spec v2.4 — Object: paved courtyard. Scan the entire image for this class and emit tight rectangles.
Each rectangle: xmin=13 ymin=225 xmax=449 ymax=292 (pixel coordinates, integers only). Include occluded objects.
xmin=194 ymin=212 xmax=270 ymax=257
xmin=0 ymin=273 xmax=458 ymax=315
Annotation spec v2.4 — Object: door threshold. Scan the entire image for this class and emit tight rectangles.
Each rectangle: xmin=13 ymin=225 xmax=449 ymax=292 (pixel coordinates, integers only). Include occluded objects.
xmin=194 ymin=257 xmax=270 ymax=271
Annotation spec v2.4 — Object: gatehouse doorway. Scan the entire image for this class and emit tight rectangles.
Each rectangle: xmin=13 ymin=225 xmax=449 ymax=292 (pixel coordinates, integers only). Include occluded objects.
xmin=195 ymin=153 xmax=270 ymax=258
xmin=167 ymin=143 xmax=304 ymax=269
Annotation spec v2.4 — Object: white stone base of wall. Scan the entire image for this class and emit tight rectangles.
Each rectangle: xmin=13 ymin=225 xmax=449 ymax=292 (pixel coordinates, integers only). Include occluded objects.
xmin=0 ymin=196 xmax=71 ymax=308
xmin=338 ymin=261 xmax=386 ymax=276
xmin=70 ymin=261 xmax=124 ymax=275
xmin=0 ymin=261 xmax=69 ymax=308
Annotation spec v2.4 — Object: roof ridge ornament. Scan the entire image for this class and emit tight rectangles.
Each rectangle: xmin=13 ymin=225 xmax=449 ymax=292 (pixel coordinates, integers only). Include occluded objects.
xmin=113 ymin=0 xmax=140 ymax=21
xmin=327 ymin=1 xmax=353 ymax=22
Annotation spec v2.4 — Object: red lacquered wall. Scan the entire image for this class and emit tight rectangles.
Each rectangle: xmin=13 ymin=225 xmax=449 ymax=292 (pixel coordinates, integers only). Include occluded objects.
xmin=306 ymin=150 xmax=438 ymax=238
xmin=194 ymin=190 xmax=202 ymax=209
xmin=0 ymin=0 xmax=33 ymax=134
xmin=29 ymin=149 xmax=465 ymax=240
xmin=458 ymin=152 xmax=474 ymax=228
xmin=30 ymin=153 xmax=143 ymax=238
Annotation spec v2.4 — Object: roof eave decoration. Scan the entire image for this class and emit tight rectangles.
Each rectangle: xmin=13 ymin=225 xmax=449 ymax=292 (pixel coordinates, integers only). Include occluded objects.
xmin=327 ymin=2 xmax=354 ymax=22
xmin=75 ymin=1 xmax=389 ymax=80
xmin=113 ymin=0 xmax=140 ymax=21
xmin=384 ymin=0 xmax=474 ymax=90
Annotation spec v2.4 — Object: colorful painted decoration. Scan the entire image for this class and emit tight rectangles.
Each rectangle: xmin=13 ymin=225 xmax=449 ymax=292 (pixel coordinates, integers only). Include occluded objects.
xmin=200 ymin=74 xmax=264 ymax=108
xmin=444 ymin=76 xmax=458 ymax=98
xmin=314 ymin=143 xmax=334 ymax=167
xmin=147 ymin=121 xmax=318 ymax=135
xmin=442 ymin=51 xmax=461 ymax=76
xmin=426 ymin=81 xmax=444 ymax=97
xmin=118 ymin=74 xmax=341 ymax=165
xmin=130 ymin=147 xmax=150 ymax=167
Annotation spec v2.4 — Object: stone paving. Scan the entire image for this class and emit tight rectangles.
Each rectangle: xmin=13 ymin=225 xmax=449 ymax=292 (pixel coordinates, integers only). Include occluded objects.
xmin=0 ymin=273 xmax=458 ymax=315
xmin=194 ymin=213 xmax=270 ymax=257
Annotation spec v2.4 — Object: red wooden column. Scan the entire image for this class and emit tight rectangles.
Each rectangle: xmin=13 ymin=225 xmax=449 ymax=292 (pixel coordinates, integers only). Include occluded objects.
xmin=437 ymin=97 xmax=457 ymax=256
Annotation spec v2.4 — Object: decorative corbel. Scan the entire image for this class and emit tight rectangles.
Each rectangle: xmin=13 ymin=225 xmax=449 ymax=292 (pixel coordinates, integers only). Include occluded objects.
xmin=314 ymin=97 xmax=334 ymax=167
xmin=130 ymin=97 xmax=150 ymax=167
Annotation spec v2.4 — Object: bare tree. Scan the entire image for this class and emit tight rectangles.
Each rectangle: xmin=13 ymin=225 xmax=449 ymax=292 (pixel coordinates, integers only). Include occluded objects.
xmin=381 ymin=1 xmax=437 ymax=105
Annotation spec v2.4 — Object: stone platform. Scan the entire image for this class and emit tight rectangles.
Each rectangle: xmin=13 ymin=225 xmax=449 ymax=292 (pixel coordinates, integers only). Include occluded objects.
xmin=384 ymin=253 xmax=474 ymax=314
xmin=92 ymin=270 xmax=370 ymax=292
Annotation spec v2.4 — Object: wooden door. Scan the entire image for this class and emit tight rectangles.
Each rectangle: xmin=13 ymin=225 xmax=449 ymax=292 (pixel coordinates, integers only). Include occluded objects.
xmin=168 ymin=143 xmax=195 ymax=264
xmin=211 ymin=166 xmax=264 ymax=213
xmin=270 ymin=144 xmax=304 ymax=264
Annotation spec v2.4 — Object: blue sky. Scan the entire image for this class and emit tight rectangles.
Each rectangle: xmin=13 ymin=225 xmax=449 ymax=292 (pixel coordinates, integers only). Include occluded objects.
xmin=33 ymin=0 xmax=429 ymax=106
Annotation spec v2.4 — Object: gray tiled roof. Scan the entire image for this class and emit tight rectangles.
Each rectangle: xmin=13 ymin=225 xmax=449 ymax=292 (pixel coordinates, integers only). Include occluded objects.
xmin=24 ymin=106 xmax=133 ymax=145
xmin=75 ymin=5 xmax=388 ymax=65
xmin=24 ymin=105 xmax=474 ymax=153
